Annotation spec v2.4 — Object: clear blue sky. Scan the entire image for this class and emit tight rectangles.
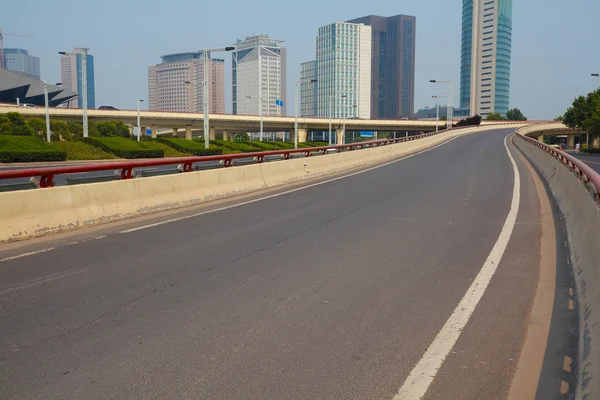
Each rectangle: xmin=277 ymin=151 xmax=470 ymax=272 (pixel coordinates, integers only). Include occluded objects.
xmin=3 ymin=0 xmax=600 ymax=119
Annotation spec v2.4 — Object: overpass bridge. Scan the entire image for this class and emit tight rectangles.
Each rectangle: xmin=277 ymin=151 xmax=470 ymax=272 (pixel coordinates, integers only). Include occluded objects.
xmin=0 ymin=123 xmax=598 ymax=400
xmin=0 ymin=103 xmax=539 ymax=142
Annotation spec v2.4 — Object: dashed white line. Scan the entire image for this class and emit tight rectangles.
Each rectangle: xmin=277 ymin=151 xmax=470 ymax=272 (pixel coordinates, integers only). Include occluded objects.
xmin=120 ymin=137 xmax=458 ymax=233
xmin=0 ymin=247 xmax=55 ymax=262
xmin=0 ymin=268 xmax=89 ymax=295
xmin=393 ymin=134 xmax=521 ymax=400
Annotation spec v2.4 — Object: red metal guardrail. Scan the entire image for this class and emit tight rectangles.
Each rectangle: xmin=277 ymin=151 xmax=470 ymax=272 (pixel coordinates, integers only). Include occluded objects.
xmin=515 ymin=128 xmax=600 ymax=201
xmin=0 ymin=129 xmax=451 ymax=188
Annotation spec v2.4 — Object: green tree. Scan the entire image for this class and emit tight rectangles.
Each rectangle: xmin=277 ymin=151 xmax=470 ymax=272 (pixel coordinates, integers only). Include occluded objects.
xmin=50 ymin=120 xmax=71 ymax=141
xmin=235 ymin=132 xmax=250 ymax=141
xmin=94 ymin=121 xmax=118 ymax=137
xmin=67 ymin=122 xmax=83 ymax=138
xmin=0 ymin=115 xmax=12 ymax=135
xmin=563 ymin=89 xmax=600 ymax=130
xmin=583 ymin=104 xmax=600 ymax=138
xmin=554 ymin=115 xmax=564 ymax=121
xmin=485 ymin=112 xmax=507 ymax=121
xmin=439 ymin=115 xmax=447 ymax=121
xmin=506 ymin=108 xmax=527 ymax=121
xmin=5 ymin=112 xmax=33 ymax=136
xmin=112 ymin=121 xmax=131 ymax=138
xmin=26 ymin=118 xmax=46 ymax=137
xmin=377 ymin=131 xmax=391 ymax=139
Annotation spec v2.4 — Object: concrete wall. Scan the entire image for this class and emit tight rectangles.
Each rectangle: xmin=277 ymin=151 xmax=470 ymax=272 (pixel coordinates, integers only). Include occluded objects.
xmin=0 ymin=126 xmax=507 ymax=243
xmin=514 ymin=135 xmax=600 ymax=400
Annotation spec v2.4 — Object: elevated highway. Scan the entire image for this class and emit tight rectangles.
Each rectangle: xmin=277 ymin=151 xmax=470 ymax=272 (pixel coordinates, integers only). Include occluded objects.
xmin=0 ymin=124 xmax=597 ymax=399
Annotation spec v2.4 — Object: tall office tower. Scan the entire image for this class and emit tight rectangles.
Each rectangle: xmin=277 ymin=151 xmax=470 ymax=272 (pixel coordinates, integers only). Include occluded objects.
xmin=147 ymin=52 xmax=225 ymax=113
xmin=316 ymin=22 xmax=372 ymax=120
xmin=60 ymin=48 xmax=95 ymax=108
xmin=2 ymin=48 xmax=40 ymax=79
xmin=232 ymin=35 xmax=287 ymax=117
xmin=460 ymin=0 xmax=513 ymax=116
xmin=347 ymin=14 xmax=416 ymax=119
xmin=300 ymin=60 xmax=318 ymax=116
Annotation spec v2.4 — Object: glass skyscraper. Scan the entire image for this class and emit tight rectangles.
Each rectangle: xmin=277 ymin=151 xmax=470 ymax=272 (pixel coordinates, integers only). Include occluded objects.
xmin=460 ymin=0 xmax=513 ymax=116
xmin=60 ymin=48 xmax=95 ymax=109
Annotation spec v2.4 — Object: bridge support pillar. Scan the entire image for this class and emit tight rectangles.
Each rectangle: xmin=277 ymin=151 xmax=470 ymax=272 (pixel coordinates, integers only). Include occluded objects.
xmin=298 ymin=128 xmax=307 ymax=143
xmin=537 ymin=134 xmax=544 ymax=143
xmin=185 ymin=125 xmax=192 ymax=140
xmin=151 ymin=124 xmax=157 ymax=139
xmin=222 ymin=129 xmax=229 ymax=141
xmin=336 ymin=127 xmax=345 ymax=145
xmin=209 ymin=127 xmax=216 ymax=140
xmin=567 ymin=135 xmax=575 ymax=150
xmin=172 ymin=128 xmax=178 ymax=137
xmin=594 ymin=136 xmax=600 ymax=149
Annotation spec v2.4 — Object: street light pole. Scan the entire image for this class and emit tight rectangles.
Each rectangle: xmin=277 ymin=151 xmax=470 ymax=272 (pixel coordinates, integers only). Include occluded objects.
xmin=430 ymin=80 xmax=454 ymax=129
xmin=203 ymin=46 xmax=235 ymax=149
xmin=137 ymin=99 xmax=144 ymax=141
xmin=294 ymin=80 xmax=300 ymax=149
xmin=329 ymin=92 xmax=333 ymax=146
xmin=432 ymin=95 xmax=448 ymax=132
xmin=44 ymin=83 xmax=51 ymax=142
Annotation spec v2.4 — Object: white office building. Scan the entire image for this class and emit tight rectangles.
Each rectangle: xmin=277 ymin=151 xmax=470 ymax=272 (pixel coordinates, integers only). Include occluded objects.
xmin=316 ymin=22 xmax=371 ymax=119
xmin=232 ymin=35 xmax=287 ymax=117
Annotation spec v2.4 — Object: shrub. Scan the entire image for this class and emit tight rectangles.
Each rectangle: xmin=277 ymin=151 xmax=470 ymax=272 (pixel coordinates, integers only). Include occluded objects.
xmin=235 ymin=132 xmax=250 ymax=141
xmin=92 ymin=121 xmax=131 ymax=138
xmin=81 ymin=137 xmax=164 ymax=159
xmin=5 ymin=112 xmax=33 ymax=136
xmin=26 ymin=118 xmax=46 ymax=137
xmin=0 ymin=115 xmax=12 ymax=135
xmin=583 ymin=148 xmax=600 ymax=154
xmin=454 ymin=115 xmax=482 ymax=127
xmin=156 ymin=138 xmax=222 ymax=156
xmin=50 ymin=120 xmax=72 ymax=141
xmin=67 ymin=122 xmax=83 ymax=138
xmin=0 ymin=136 xmax=66 ymax=162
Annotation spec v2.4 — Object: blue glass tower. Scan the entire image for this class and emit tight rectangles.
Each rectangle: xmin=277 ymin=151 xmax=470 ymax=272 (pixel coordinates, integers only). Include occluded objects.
xmin=76 ymin=53 xmax=95 ymax=109
xmin=459 ymin=0 xmax=512 ymax=116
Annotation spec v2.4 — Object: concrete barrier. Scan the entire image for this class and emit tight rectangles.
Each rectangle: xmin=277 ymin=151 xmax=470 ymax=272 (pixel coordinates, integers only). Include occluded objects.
xmin=513 ymin=135 xmax=600 ymax=400
xmin=0 ymin=125 xmax=521 ymax=243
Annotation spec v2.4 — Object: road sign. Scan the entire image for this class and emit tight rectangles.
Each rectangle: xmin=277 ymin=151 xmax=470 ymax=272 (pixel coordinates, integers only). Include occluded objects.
xmin=360 ymin=131 xmax=373 ymax=138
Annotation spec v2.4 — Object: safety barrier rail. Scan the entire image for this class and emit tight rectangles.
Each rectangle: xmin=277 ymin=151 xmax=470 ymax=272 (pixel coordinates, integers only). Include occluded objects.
xmin=0 ymin=129 xmax=451 ymax=188
xmin=515 ymin=128 xmax=600 ymax=201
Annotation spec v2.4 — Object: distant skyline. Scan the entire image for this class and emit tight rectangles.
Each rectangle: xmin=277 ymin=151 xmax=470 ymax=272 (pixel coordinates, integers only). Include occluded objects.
xmin=3 ymin=0 xmax=600 ymax=119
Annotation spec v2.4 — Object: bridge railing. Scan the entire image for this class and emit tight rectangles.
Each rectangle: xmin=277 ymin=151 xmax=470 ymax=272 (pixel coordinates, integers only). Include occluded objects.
xmin=515 ymin=127 xmax=600 ymax=201
xmin=0 ymin=130 xmax=451 ymax=188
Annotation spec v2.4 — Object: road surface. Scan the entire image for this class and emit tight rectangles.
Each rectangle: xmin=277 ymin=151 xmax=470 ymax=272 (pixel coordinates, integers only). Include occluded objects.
xmin=0 ymin=129 xmax=570 ymax=399
xmin=571 ymin=151 xmax=600 ymax=174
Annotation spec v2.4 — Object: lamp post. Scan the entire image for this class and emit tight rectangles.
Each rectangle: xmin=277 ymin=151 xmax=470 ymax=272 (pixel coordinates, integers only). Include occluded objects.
xmin=430 ymin=80 xmax=454 ymax=129
xmin=432 ymin=95 xmax=448 ymax=132
xmin=294 ymin=80 xmax=301 ymax=149
xmin=59 ymin=49 xmax=89 ymax=137
xmin=43 ymin=82 xmax=62 ymax=142
xmin=203 ymin=47 xmax=235 ymax=149
xmin=137 ymin=99 xmax=144 ymax=141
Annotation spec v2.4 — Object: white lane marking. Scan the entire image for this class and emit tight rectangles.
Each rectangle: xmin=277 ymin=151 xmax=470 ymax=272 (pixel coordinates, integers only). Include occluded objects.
xmin=0 ymin=235 xmax=108 ymax=264
xmin=0 ymin=268 xmax=89 ymax=295
xmin=120 ymin=137 xmax=458 ymax=234
xmin=0 ymin=247 xmax=55 ymax=262
xmin=393 ymin=135 xmax=521 ymax=400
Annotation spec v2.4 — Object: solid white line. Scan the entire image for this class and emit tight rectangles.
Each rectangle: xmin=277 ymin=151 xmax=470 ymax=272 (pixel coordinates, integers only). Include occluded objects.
xmin=393 ymin=135 xmax=521 ymax=400
xmin=120 ymin=137 xmax=458 ymax=234
xmin=0 ymin=247 xmax=55 ymax=262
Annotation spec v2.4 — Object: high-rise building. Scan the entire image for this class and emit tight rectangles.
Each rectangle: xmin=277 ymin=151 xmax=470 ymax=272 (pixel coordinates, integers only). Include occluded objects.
xmin=147 ymin=52 xmax=225 ymax=113
xmin=347 ymin=14 xmax=416 ymax=119
xmin=315 ymin=22 xmax=372 ymax=120
xmin=60 ymin=48 xmax=95 ymax=108
xmin=300 ymin=60 xmax=318 ymax=116
xmin=232 ymin=35 xmax=287 ymax=117
xmin=460 ymin=0 xmax=513 ymax=116
xmin=2 ymin=48 xmax=40 ymax=80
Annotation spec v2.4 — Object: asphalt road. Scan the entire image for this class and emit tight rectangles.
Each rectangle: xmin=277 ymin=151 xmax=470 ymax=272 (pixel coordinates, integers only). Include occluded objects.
xmin=0 ymin=129 xmax=567 ymax=399
xmin=570 ymin=151 xmax=600 ymax=174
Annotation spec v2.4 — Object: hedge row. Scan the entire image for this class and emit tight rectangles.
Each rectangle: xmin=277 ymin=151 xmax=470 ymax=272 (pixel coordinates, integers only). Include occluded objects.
xmin=157 ymin=138 xmax=222 ymax=156
xmin=81 ymin=138 xmax=164 ymax=159
xmin=0 ymin=150 xmax=67 ymax=163
xmin=583 ymin=148 xmax=600 ymax=154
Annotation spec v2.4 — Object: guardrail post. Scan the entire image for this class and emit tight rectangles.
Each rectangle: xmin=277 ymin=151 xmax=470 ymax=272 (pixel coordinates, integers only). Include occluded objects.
xmin=40 ymin=175 xmax=54 ymax=188
xmin=120 ymin=168 xmax=134 ymax=180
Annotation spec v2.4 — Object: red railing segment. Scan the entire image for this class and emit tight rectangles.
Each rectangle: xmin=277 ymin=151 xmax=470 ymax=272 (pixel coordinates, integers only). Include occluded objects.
xmin=0 ymin=130 xmax=451 ymax=188
xmin=515 ymin=128 xmax=600 ymax=201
